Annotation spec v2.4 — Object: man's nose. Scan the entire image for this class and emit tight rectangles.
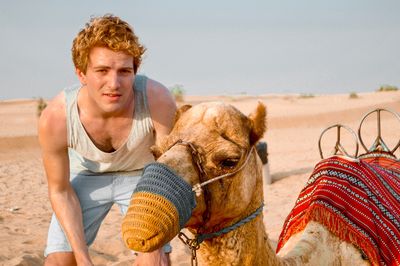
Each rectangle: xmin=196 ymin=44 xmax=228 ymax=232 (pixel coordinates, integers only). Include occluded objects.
xmin=108 ymin=72 xmax=121 ymax=89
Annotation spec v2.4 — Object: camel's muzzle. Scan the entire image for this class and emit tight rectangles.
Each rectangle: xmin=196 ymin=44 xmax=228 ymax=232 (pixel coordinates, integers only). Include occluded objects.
xmin=122 ymin=162 xmax=196 ymax=252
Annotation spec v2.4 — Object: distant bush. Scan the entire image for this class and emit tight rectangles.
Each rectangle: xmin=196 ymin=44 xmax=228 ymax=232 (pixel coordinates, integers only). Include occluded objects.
xmin=299 ymin=93 xmax=315 ymax=99
xmin=377 ymin=85 xmax=398 ymax=92
xmin=349 ymin=92 xmax=359 ymax=99
xmin=37 ymin=98 xmax=47 ymax=117
xmin=170 ymin=84 xmax=185 ymax=102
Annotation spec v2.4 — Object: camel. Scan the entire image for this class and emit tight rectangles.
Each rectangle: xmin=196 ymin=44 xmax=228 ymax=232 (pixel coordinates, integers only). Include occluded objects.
xmin=123 ymin=102 xmax=377 ymax=265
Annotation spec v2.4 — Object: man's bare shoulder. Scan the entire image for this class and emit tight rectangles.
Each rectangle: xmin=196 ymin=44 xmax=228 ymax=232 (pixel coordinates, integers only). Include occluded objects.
xmin=38 ymin=91 xmax=68 ymax=150
xmin=39 ymin=92 xmax=66 ymax=127
xmin=145 ymin=78 xmax=177 ymax=140
xmin=146 ymin=78 xmax=176 ymax=113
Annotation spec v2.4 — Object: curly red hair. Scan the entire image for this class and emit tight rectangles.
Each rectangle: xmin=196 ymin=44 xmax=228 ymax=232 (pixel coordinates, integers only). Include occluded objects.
xmin=72 ymin=14 xmax=146 ymax=74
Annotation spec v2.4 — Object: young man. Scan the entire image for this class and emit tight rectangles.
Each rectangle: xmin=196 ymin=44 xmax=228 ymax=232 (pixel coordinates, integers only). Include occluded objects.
xmin=39 ymin=14 xmax=176 ymax=266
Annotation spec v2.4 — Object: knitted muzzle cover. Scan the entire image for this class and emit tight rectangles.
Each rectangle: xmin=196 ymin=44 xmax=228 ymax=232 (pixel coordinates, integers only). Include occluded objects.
xmin=122 ymin=162 xmax=196 ymax=252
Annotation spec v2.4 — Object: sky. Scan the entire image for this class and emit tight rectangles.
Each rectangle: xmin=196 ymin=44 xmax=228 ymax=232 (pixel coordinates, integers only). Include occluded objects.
xmin=1 ymin=0 xmax=399 ymax=100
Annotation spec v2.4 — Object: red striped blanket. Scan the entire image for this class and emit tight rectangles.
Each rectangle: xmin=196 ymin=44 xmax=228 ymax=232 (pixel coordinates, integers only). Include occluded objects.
xmin=277 ymin=153 xmax=400 ymax=266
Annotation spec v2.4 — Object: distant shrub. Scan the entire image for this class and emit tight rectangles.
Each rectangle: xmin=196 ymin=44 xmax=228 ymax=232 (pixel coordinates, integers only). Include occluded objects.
xmin=349 ymin=92 xmax=359 ymax=99
xmin=299 ymin=93 xmax=315 ymax=99
xmin=377 ymin=85 xmax=398 ymax=92
xmin=170 ymin=84 xmax=185 ymax=102
xmin=37 ymin=98 xmax=47 ymax=117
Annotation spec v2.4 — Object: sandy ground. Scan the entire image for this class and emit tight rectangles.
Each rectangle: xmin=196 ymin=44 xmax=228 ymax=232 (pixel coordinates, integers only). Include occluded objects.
xmin=0 ymin=91 xmax=399 ymax=265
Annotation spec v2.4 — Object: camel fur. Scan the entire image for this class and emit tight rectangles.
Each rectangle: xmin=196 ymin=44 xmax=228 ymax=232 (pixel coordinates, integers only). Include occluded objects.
xmin=152 ymin=102 xmax=370 ymax=266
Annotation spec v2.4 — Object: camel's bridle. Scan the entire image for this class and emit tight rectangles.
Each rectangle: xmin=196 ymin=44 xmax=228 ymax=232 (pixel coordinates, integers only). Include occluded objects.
xmin=169 ymin=139 xmax=256 ymax=196
xmin=165 ymin=139 xmax=264 ymax=266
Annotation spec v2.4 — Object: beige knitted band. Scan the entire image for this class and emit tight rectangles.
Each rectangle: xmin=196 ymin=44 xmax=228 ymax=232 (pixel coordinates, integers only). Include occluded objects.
xmin=122 ymin=191 xmax=180 ymax=252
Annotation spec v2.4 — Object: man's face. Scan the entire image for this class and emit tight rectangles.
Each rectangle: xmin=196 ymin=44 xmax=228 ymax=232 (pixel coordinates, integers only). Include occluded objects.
xmin=76 ymin=46 xmax=135 ymax=114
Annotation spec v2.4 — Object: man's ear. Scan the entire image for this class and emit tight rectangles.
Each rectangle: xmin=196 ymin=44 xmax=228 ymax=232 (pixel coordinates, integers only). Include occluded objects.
xmin=75 ymin=68 xmax=87 ymax=85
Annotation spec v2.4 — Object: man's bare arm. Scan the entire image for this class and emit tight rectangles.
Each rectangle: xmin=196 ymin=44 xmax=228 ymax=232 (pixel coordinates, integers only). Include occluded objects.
xmin=147 ymin=78 xmax=177 ymax=143
xmin=38 ymin=93 xmax=93 ymax=265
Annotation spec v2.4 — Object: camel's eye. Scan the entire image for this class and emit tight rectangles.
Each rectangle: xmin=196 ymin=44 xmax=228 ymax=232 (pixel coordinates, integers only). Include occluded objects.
xmin=220 ymin=158 xmax=239 ymax=169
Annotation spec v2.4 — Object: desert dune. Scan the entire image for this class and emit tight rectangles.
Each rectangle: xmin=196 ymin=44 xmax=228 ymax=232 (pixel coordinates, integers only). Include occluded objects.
xmin=0 ymin=91 xmax=399 ymax=265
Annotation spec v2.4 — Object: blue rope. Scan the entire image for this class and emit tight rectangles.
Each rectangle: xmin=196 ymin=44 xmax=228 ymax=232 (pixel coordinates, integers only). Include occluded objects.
xmin=196 ymin=203 xmax=264 ymax=244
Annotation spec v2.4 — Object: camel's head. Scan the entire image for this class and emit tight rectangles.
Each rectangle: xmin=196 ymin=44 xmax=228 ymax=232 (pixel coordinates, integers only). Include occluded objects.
xmin=122 ymin=101 xmax=266 ymax=251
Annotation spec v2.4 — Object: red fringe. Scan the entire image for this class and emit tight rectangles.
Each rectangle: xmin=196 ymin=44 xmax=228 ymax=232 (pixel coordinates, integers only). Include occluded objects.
xmin=277 ymin=204 xmax=380 ymax=266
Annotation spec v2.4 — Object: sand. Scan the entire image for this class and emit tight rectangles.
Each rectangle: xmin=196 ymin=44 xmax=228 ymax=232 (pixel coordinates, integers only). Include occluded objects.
xmin=0 ymin=91 xmax=399 ymax=265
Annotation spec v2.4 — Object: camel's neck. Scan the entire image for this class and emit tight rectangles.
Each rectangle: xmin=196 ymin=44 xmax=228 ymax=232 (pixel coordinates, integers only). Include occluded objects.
xmin=197 ymin=214 xmax=284 ymax=266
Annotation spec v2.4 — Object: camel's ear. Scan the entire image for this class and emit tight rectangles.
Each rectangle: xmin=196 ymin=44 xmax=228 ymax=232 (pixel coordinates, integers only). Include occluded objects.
xmin=174 ymin=104 xmax=192 ymax=124
xmin=150 ymin=145 xmax=163 ymax=160
xmin=248 ymin=102 xmax=267 ymax=145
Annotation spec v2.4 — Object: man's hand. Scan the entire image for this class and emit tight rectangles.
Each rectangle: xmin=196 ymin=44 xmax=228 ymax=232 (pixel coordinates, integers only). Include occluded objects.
xmin=133 ymin=249 xmax=170 ymax=266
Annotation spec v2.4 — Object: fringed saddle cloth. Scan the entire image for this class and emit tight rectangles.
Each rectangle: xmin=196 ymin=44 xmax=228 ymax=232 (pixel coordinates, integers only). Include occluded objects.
xmin=277 ymin=153 xmax=400 ymax=266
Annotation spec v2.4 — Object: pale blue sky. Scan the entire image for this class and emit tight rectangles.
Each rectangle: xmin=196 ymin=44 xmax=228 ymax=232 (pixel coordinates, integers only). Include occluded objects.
xmin=1 ymin=0 xmax=399 ymax=99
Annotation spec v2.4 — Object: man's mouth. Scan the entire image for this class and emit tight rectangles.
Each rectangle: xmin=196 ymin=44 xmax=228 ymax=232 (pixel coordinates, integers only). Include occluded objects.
xmin=103 ymin=93 xmax=121 ymax=98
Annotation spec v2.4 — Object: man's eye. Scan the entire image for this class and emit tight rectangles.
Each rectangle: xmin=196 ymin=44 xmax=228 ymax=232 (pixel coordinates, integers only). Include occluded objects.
xmin=120 ymin=69 xmax=133 ymax=74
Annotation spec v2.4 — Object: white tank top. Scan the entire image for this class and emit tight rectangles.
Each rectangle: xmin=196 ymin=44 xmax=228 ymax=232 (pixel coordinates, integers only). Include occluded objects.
xmin=64 ymin=75 xmax=155 ymax=175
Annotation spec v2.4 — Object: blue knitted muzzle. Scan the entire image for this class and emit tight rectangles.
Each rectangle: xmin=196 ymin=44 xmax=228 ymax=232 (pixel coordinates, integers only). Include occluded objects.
xmin=122 ymin=162 xmax=196 ymax=252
